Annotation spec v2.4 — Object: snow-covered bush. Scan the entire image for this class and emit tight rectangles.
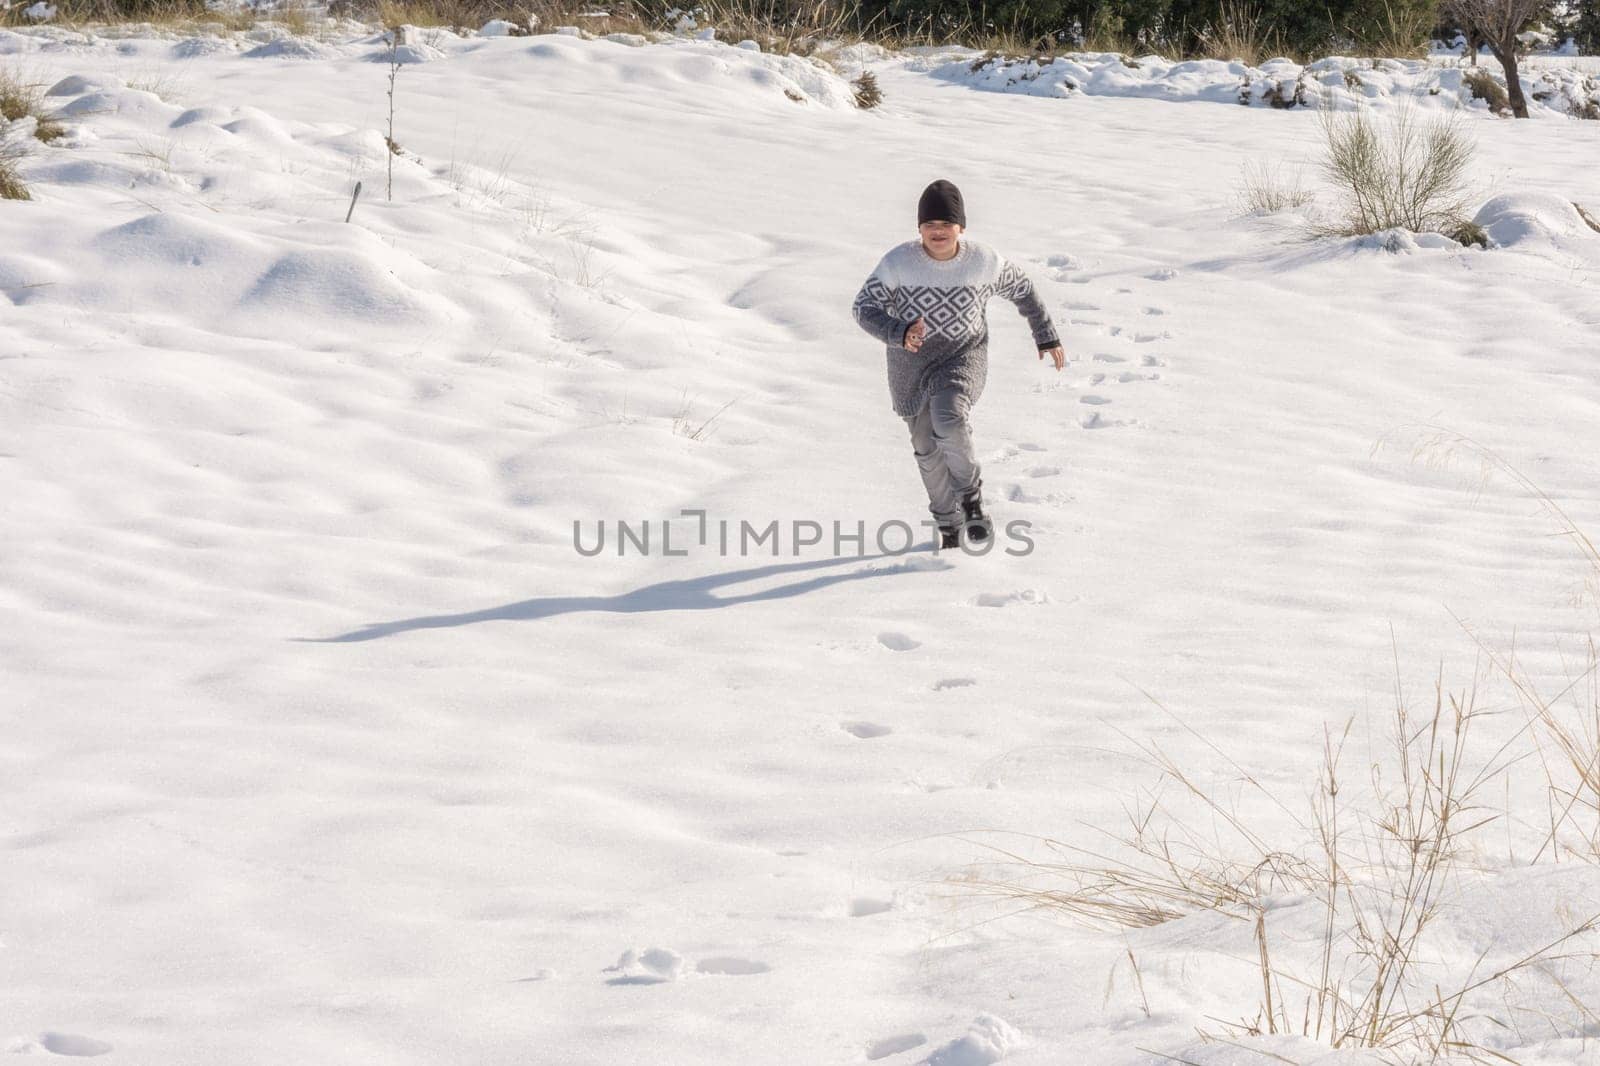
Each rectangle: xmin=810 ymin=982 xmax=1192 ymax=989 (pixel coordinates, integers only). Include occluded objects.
xmin=1462 ymin=64 xmax=1510 ymax=111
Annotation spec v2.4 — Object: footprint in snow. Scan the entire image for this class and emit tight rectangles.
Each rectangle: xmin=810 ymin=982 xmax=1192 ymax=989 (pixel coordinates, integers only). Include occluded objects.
xmin=1140 ymin=354 xmax=1165 ymax=367
xmin=1028 ymin=466 xmax=1060 ymax=478
xmin=1015 ymin=442 xmax=1046 ymax=452
xmin=877 ymin=632 xmax=920 ymax=651
xmin=867 ymin=1033 xmax=928 ymax=1060
xmin=843 ymin=721 xmax=893 ymax=739
xmin=850 ymin=898 xmax=893 ymax=917
xmin=606 ymin=948 xmax=768 ymax=983
xmin=1133 ymin=331 xmax=1170 ymax=343
xmin=36 ymin=1033 xmax=115 ymax=1057
xmin=513 ymin=969 xmax=556 ymax=983
xmin=1006 ymin=484 xmax=1043 ymax=504
xmin=1063 ymin=300 xmax=1098 ymax=311
xmin=1079 ymin=395 xmax=1112 ymax=406
xmin=1141 ymin=306 xmax=1167 ymax=315
xmin=933 ymin=677 xmax=976 ymax=690
xmin=973 ymin=589 xmax=1049 ymax=608
xmin=605 ymin=947 xmax=683 ymax=985
xmin=1091 ymin=352 xmax=1126 ymax=363
xmin=1147 ymin=268 xmax=1180 ymax=280
xmin=1118 ymin=371 xmax=1159 ymax=383
xmin=1080 ymin=410 xmax=1128 ymax=430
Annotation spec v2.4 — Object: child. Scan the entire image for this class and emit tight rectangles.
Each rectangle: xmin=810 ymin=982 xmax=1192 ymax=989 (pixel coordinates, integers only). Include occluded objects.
xmin=851 ymin=179 xmax=1066 ymax=550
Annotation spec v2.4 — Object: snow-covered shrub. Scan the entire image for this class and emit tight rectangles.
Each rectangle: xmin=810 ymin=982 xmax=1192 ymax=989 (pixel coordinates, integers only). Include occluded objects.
xmin=1462 ymin=65 xmax=1509 ymax=112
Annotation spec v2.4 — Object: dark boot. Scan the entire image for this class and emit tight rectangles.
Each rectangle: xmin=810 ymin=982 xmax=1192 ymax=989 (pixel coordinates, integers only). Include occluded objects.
xmin=938 ymin=525 xmax=960 ymax=550
xmin=961 ymin=491 xmax=990 ymax=543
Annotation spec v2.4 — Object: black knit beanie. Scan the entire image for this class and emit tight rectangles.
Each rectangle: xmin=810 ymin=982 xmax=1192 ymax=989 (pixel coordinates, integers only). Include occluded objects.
xmin=917 ymin=180 xmax=966 ymax=228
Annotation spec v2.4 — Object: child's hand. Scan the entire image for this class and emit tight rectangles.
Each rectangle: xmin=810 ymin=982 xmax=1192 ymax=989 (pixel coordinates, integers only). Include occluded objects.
xmin=1039 ymin=345 xmax=1065 ymax=371
xmin=903 ymin=317 xmax=926 ymax=353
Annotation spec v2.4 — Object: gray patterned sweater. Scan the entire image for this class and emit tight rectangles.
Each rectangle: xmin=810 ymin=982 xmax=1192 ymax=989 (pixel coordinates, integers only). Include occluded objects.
xmin=851 ymin=238 xmax=1059 ymax=417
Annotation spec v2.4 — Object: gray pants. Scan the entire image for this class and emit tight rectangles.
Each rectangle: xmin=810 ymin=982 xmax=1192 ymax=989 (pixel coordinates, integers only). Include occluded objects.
xmin=904 ymin=386 xmax=982 ymax=529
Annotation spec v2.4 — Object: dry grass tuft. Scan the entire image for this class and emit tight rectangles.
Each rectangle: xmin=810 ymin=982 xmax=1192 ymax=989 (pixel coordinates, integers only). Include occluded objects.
xmin=1238 ymin=159 xmax=1315 ymax=215
xmin=0 ymin=135 xmax=30 ymax=200
xmin=0 ymin=68 xmax=67 ymax=143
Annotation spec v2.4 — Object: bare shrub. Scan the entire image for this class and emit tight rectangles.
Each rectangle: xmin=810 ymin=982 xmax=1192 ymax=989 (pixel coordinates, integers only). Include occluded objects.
xmin=1312 ymin=103 xmax=1476 ymax=239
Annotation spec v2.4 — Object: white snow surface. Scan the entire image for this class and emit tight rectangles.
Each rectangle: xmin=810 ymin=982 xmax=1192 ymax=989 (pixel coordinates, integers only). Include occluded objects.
xmin=3 ymin=25 xmax=1600 ymax=1066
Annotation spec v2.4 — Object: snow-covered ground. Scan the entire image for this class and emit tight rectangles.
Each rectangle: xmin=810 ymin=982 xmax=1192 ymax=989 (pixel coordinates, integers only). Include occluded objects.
xmin=929 ymin=45 xmax=1600 ymax=114
xmin=4 ymin=24 xmax=1600 ymax=1065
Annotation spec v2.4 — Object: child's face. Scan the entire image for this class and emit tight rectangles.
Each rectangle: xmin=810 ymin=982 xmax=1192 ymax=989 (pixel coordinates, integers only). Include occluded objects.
xmin=919 ymin=220 xmax=963 ymax=259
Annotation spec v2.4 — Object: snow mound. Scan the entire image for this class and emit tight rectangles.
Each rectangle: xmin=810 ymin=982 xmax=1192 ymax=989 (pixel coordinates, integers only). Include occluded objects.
xmin=817 ymin=40 xmax=893 ymax=70
xmin=365 ymin=29 xmax=449 ymax=63
xmin=925 ymin=1014 xmax=1024 ymax=1066
xmin=45 ymin=73 xmax=120 ymax=96
xmin=171 ymin=35 xmax=242 ymax=59
xmin=1348 ymin=227 xmax=1463 ymax=254
xmin=1473 ymin=192 xmax=1595 ymax=249
xmin=241 ymin=245 xmax=437 ymax=324
xmin=524 ymin=32 xmax=857 ymax=109
xmin=243 ymin=34 xmax=338 ymax=60
xmin=94 ymin=211 xmax=263 ymax=270
xmin=169 ymin=105 xmax=236 ymax=128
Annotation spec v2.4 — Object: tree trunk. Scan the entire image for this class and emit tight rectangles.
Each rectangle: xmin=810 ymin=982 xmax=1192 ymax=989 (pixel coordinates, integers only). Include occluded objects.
xmin=1491 ymin=39 xmax=1529 ymax=117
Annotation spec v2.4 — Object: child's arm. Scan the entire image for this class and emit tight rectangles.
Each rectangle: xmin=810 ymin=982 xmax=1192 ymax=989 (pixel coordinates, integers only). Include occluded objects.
xmin=852 ymin=271 xmax=912 ymax=348
xmin=995 ymin=258 xmax=1061 ymax=356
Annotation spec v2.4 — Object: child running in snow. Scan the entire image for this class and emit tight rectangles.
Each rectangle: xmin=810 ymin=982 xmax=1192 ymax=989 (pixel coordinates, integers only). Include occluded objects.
xmin=851 ymin=179 xmax=1066 ymax=550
